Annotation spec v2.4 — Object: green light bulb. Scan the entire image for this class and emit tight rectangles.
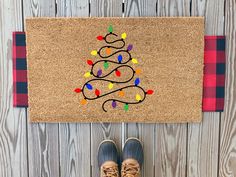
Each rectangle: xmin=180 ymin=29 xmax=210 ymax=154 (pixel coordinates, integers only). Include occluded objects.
xmin=104 ymin=61 xmax=109 ymax=69
xmin=108 ymin=25 xmax=113 ymax=33
xmin=124 ymin=104 xmax=129 ymax=111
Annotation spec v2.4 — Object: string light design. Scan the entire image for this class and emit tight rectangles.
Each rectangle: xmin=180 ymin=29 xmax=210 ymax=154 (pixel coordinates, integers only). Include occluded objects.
xmin=74 ymin=25 xmax=154 ymax=112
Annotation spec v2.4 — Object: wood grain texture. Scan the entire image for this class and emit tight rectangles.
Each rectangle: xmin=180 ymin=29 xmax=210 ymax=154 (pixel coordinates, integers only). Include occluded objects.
xmin=90 ymin=0 xmax=122 ymax=17
xmin=1 ymin=0 xmax=235 ymax=177
xmin=0 ymin=0 xmax=28 ymax=177
xmin=155 ymin=124 xmax=187 ymax=177
xmin=155 ymin=1 xmax=189 ymax=177
xmin=23 ymin=1 xmax=59 ymax=177
xmin=219 ymin=0 xmax=236 ymax=176
xmin=56 ymin=0 xmax=89 ymax=17
xmin=187 ymin=0 xmax=224 ymax=176
xmin=123 ymin=1 xmax=156 ymax=177
xmin=124 ymin=0 xmax=156 ymax=17
xmin=90 ymin=1 xmax=123 ymax=177
xmin=58 ymin=123 xmax=91 ymax=177
xmin=56 ymin=1 xmax=91 ymax=177
xmin=187 ymin=113 xmax=220 ymax=177
xmin=157 ymin=0 xmax=190 ymax=16
xmin=91 ymin=123 xmax=122 ymax=177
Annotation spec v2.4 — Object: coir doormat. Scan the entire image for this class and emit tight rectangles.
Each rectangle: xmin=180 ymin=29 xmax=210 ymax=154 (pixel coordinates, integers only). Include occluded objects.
xmin=26 ymin=17 xmax=204 ymax=123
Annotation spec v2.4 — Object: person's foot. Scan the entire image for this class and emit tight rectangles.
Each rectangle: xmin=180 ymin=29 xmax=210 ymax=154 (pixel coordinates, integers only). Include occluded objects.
xmin=121 ymin=138 xmax=143 ymax=177
xmin=98 ymin=140 xmax=119 ymax=177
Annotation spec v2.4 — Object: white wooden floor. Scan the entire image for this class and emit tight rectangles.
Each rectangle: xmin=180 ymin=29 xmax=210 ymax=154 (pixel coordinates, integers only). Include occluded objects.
xmin=0 ymin=0 xmax=235 ymax=177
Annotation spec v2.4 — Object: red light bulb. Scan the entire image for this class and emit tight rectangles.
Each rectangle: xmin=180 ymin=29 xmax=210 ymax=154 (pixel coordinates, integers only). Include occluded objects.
xmin=87 ymin=60 xmax=93 ymax=66
xmin=95 ymin=89 xmax=100 ymax=96
xmin=74 ymin=88 xmax=82 ymax=93
xmin=97 ymin=36 xmax=104 ymax=41
xmin=146 ymin=90 xmax=154 ymax=95
xmin=115 ymin=70 xmax=121 ymax=77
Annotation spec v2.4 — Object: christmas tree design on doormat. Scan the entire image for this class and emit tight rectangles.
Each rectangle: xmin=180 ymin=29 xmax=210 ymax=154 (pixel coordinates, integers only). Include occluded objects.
xmin=74 ymin=25 xmax=154 ymax=112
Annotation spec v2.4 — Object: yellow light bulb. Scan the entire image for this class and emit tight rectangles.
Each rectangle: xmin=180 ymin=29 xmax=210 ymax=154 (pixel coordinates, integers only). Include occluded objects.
xmin=91 ymin=50 xmax=97 ymax=56
xmin=132 ymin=58 xmax=138 ymax=64
xmin=121 ymin=33 xmax=127 ymax=39
xmin=108 ymin=83 xmax=114 ymax=89
xmin=84 ymin=72 xmax=91 ymax=78
xmin=80 ymin=99 xmax=87 ymax=105
xmin=136 ymin=94 xmax=141 ymax=101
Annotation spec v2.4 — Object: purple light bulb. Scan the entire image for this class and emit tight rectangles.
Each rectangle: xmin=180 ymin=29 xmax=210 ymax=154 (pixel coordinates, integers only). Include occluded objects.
xmin=112 ymin=101 xmax=117 ymax=108
xmin=127 ymin=44 xmax=133 ymax=51
xmin=97 ymin=69 xmax=102 ymax=77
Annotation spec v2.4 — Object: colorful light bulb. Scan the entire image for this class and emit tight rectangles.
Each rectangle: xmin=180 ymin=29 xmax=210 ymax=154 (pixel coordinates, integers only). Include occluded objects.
xmin=106 ymin=48 xmax=111 ymax=55
xmin=131 ymin=58 xmax=138 ymax=64
xmin=87 ymin=60 xmax=93 ymax=66
xmin=84 ymin=72 xmax=91 ymax=78
xmin=74 ymin=88 xmax=82 ymax=93
xmin=124 ymin=103 xmax=129 ymax=111
xmin=136 ymin=94 xmax=141 ymax=101
xmin=127 ymin=44 xmax=133 ymax=51
xmin=112 ymin=101 xmax=117 ymax=108
xmin=108 ymin=82 xmax=114 ymax=89
xmin=97 ymin=69 xmax=102 ymax=77
xmin=135 ymin=68 xmax=141 ymax=75
xmin=146 ymin=90 xmax=154 ymax=95
xmin=97 ymin=35 xmax=104 ymax=41
xmin=91 ymin=50 xmax=97 ymax=56
xmin=118 ymin=90 xmax=125 ymax=97
xmin=134 ymin=78 xmax=140 ymax=86
xmin=104 ymin=61 xmax=109 ymax=69
xmin=95 ymin=89 xmax=100 ymax=96
xmin=108 ymin=25 xmax=113 ymax=33
xmin=115 ymin=70 xmax=121 ymax=77
xmin=121 ymin=33 xmax=127 ymax=39
xmin=118 ymin=55 xmax=123 ymax=63
xmin=80 ymin=99 xmax=87 ymax=105
xmin=86 ymin=84 xmax=93 ymax=90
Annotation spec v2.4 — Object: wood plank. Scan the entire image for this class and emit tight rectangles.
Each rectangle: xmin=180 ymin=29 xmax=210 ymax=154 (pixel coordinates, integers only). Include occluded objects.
xmin=219 ymin=0 xmax=236 ymax=176
xmin=156 ymin=0 xmax=190 ymax=16
xmin=123 ymin=0 xmax=156 ymax=177
xmin=56 ymin=0 xmax=89 ymax=17
xmin=90 ymin=0 xmax=122 ymax=17
xmin=90 ymin=2 xmax=123 ymax=177
xmin=187 ymin=113 xmax=220 ymax=177
xmin=58 ymin=123 xmax=91 ymax=177
xmin=155 ymin=1 xmax=189 ymax=177
xmin=23 ymin=1 xmax=60 ymax=177
xmin=0 ymin=0 xmax=28 ymax=177
xmin=124 ymin=0 xmax=156 ymax=17
xmin=56 ymin=1 xmax=91 ymax=177
xmin=155 ymin=124 xmax=187 ymax=177
xmin=187 ymin=0 xmax=224 ymax=176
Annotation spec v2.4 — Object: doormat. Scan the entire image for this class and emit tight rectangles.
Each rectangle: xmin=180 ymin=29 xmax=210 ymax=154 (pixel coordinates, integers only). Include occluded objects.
xmin=26 ymin=17 xmax=204 ymax=123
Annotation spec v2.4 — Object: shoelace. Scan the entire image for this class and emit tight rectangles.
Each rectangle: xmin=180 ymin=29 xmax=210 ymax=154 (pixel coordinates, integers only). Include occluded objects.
xmin=101 ymin=164 xmax=119 ymax=177
xmin=121 ymin=162 xmax=140 ymax=177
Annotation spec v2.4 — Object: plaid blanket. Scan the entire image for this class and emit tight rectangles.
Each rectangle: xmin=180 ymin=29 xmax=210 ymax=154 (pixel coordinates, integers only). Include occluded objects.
xmin=203 ymin=36 xmax=225 ymax=111
xmin=13 ymin=32 xmax=28 ymax=107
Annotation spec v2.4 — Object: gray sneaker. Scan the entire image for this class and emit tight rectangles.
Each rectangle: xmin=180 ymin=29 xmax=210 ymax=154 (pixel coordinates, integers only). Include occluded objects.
xmin=121 ymin=138 xmax=143 ymax=177
xmin=98 ymin=140 xmax=119 ymax=177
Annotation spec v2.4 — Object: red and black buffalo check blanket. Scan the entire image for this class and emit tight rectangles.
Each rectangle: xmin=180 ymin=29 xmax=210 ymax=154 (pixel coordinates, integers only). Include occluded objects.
xmin=203 ymin=36 xmax=225 ymax=112
xmin=12 ymin=32 xmax=226 ymax=112
xmin=13 ymin=32 xmax=28 ymax=107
